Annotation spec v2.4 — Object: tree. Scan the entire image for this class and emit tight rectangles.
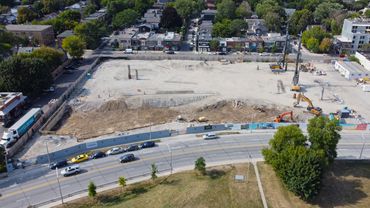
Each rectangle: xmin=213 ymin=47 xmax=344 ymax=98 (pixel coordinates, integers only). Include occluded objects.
xmin=215 ymin=0 xmax=236 ymax=22
xmin=314 ymin=2 xmax=343 ymax=23
xmin=319 ymin=38 xmax=332 ymax=53
xmin=17 ymin=7 xmax=38 ymax=23
xmin=74 ymin=20 xmax=107 ymax=49
xmin=307 ymin=116 xmax=341 ymax=165
xmin=212 ymin=19 xmax=232 ymax=37
xmin=88 ymin=181 xmax=97 ymax=198
xmin=174 ymin=0 xmax=196 ymax=21
xmin=306 ymin=37 xmax=320 ymax=53
xmin=230 ymin=19 xmax=248 ymax=37
xmin=361 ymin=43 xmax=370 ymax=52
xmin=349 ymin=55 xmax=360 ymax=64
xmin=160 ymin=7 xmax=183 ymax=30
xmin=209 ymin=40 xmax=219 ymax=51
xmin=264 ymin=11 xmax=281 ymax=32
xmin=62 ymin=35 xmax=86 ymax=59
xmin=112 ymin=9 xmax=139 ymax=29
xmin=42 ymin=0 xmax=63 ymax=14
xmin=365 ymin=10 xmax=370 ymax=18
xmin=0 ymin=146 xmax=6 ymax=173
xmin=195 ymin=157 xmax=206 ymax=175
xmin=236 ymin=1 xmax=252 ymax=19
xmin=151 ymin=163 xmax=158 ymax=180
xmin=19 ymin=47 xmax=64 ymax=70
xmin=255 ymin=0 xmax=284 ymax=19
xmin=0 ymin=56 xmax=52 ymax=97
xmin=118 ymin=176 xmax=126 ymax=192
xmin=289 ymin=9 xmax=313 ymax=35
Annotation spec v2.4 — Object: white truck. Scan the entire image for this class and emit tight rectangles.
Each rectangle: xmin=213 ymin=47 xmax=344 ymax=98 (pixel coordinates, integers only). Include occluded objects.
xmin=0 ymin=108 xmax=42 ymax=148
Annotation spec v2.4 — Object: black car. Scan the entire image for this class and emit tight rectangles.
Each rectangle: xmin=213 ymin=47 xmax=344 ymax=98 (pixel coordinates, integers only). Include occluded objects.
xmin=90 ymin=151 xmax=106 ymax=159
xmin=119 ymin=154 xmax=135 ymax=163
xmin=140 ymin=141 xmax=155 ymax=149
xmin=125 ymin=144 xmax=139 ymax=152
xmin=50 ymin=160 xmax=68 ymax=170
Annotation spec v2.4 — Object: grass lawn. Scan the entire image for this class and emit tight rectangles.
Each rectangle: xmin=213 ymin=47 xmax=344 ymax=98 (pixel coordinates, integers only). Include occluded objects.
xmin=57 ymin=163 xmax=262 ymax=208
xmin=258 ymin=160 xmax=370 ymax=208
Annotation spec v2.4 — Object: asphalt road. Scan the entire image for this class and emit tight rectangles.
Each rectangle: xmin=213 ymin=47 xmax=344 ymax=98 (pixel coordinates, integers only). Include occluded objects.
xmin=0 ymin=132 xmax=369 ymax=208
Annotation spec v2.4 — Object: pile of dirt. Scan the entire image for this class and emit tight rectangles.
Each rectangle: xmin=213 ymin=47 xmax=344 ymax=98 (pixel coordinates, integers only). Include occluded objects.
xmin=56 ymin=99 xmax=304 ymax=140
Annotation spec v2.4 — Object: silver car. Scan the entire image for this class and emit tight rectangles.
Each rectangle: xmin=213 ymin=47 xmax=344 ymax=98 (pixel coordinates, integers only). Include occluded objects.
xmin=106 ymin=147 xmax=124 ymax=155
xmin=60 ymin=165 xmax=80 ymax=177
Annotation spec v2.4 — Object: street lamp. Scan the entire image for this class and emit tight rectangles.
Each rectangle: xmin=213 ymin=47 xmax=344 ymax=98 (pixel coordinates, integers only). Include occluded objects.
xmin=166 ymin=144 xmax=173 ymax=175
xmin=55 ymin=167 xmax=64 ymax=204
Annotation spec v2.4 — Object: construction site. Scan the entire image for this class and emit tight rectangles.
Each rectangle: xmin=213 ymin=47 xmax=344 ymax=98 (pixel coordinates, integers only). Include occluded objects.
xmin=53 ymin=53 xmax=370 ymax=139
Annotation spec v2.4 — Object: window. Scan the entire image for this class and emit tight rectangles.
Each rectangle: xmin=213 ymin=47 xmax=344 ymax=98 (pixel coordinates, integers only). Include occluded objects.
xmin=352 ymin=40 xmax=355 ymax=43
xmin=366 ymin=26 xmax=370 ymax=30
xmin=360 ymin=36 xmax=365 ymax=39
xmin=353 ymin=36 xmax=356 ymax=39
xmin=359 ymin=40 xmax=364 ymax=44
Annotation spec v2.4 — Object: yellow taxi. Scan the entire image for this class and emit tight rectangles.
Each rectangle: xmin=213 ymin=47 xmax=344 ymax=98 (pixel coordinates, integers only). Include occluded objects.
xmin=71 ymin=154 xmax=89 ymax=163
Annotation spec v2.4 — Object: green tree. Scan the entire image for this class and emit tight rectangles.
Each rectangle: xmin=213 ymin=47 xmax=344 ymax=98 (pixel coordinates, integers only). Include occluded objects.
xmin=112 ymin=9 xmax=139 ymax=29
xmin=236 ymin=1 xmax=252 ymax=19
xmin=319 ymin=38 xmax=332 ymax=53
xmin=42 ymin=0 xmax=63 ymax=14
xmin=74 ymin=20 xmax=107 ymax=49
xmin=307 ymin=116 xmax=341 ymax=165
xmin=0 ymin=146 xmax=6 ymax=173
xmin=209 ymin=39 xmax=219 ymax=51
xmin=365 ymin=10 xmax=370 ymax=18
xmin=160 ymin=6 xmax=183 ymax=30
xmin=20 ymin=47 xmax=64 ymax=70
xmin=349 ymin=55 xmax=360 ymax=64
xmin=17 ymin=7 xmax=38 ymax=23
xmin=215 ymin=0 xmax=236 ymax=22
xmin=195 ymin=157 xmax=206 ymax=175
xmin=289 ymin=9 xmax=313 ymax=35
xmin=230 ymin=19 xmax=248 ymax=36
xmin=174 ymin=0 xmax=195 ymax=21
xmin=314 ymin=2 xmax=343 ymax=23
xmin=264 ymin=11 xmax=281 ymax=32
xmin=88 ymin=181 xmax=97 ymax=198
xmin=255 ymin=0 xmax=284 ymax=19
xmin=62 ymin=35 xmax=86 ymax=59
xmin=151 ymin=163 xmax=158 ymax=180
xmin=0 ymin=56 xmax=52 ymax=97
xmin=118 ymin=176 xmax=126 ymax=192
xmin=306 ymin=37 xmax=320 ymax=53
xmin=212 ymin=19 xmax=232 ymax=37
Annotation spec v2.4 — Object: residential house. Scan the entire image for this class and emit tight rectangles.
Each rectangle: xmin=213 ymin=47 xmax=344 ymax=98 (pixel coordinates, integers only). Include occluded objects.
xmin=245 ymin=19 xmax=268 ymax=36
xmin=245 ymin=36 xmax=264 ymax=52
xmin=17 ymin=46 xmax=40 ymax=54
xmin=162 ymin=32 xmax=182 ymax=51
xmin=224 ymin=37 xmax=246 ymax=52
xmin=112 ymin=27 xmax=139 ymax=49
xmin=197 ymin=20 xmax=213 ymax=52
xmin=6 ymin=24 xmax=55 ymax=46
xmin=0 ymin=13 xmax=16 ymax=24
xmin=201 ymin=9 xmax=217 ymax=22
xmin=132 ymin=32 xmax=153 ymax=50
xmin=141 ymin=9 xmax=162 ymax=30
xmin=147 ymin=33 xmax=165 ymax=50
xmin=205 ymin=0 xmax=216 ymax=9
xmin=335 ymin=18 xmax=370 ymax=53
xmin=261 ymin=33 xmax=286 ymax=52
xmin=138 ymin=24 xmax=154 ymax=33
xmin=57 ymin=30 xmax=74 ymax=48
xmin=83 ymin=8 xmax=107 ymax=22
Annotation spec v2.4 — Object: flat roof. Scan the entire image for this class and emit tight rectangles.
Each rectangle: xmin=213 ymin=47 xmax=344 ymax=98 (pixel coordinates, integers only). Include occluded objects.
xmin=6 ymin=24 xmax=52 ymax=32
xmin=337 ymin=61 xmax=370 ymax=74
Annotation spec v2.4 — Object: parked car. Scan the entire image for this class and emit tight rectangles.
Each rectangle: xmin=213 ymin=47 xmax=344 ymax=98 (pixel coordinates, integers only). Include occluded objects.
xmin=119 ymin=154 xmax=135 ymax=163
xmin=43 ymin=86 xmax=55 ymax=93
xmin=50 ymin=160 xmax=68 ymax=170
xmin=125 ymin=144 xmax=139 ymax=152
xmin=61 ymin=165 xmax=80 ymax=177
xmin=106 ymin=147 xmax=124 ymax=155
xmin=139 ymin=141 xmax=155 ymax=149
xmin=202 ymin=133 xmax=218 ymax=140
xmin=71 ymin=154 xmax=89 ymax=163
xmin=90 ymin=151 xmax=106 ymax=159
xmin=165 ymin=50 xmax=175 ymax=54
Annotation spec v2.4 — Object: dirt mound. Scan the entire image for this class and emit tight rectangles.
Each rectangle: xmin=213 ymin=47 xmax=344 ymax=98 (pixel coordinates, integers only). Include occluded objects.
xmin=97 ymin=99 xmax=128 ymax=112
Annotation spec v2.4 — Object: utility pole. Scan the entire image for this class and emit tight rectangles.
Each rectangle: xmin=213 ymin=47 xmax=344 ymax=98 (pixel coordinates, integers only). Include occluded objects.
xmin=128 ymin=65 xmax=131 ymax=79
xmin=56 ymin=167 xmax=64 ymax=204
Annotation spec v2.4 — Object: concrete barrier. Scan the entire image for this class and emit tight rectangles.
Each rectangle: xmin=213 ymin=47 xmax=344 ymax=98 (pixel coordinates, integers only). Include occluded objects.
xmin=36 ymin=130 xmax=171 ymax=164
xmin=186 ymin=124 xmax=229 ymax=134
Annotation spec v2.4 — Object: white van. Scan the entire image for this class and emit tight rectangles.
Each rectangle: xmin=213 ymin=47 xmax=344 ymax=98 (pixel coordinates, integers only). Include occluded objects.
xmin=202 ymin=133 xmax=218 ymax=140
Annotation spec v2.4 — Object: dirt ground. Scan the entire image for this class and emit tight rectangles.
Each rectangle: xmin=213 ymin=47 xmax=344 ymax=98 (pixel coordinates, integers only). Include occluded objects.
xmin=56 ymin=59 xmax=370 ymax=139
xmin=258 ymin=161 xmax=370 ymax=208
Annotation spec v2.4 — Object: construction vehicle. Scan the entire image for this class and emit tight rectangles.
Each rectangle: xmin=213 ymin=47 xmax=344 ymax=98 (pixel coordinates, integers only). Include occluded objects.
xmin=291 ymin=34 xmax=301 ymax=92
xmin=300 ymin=63 xmax=316 ymax=72
xmin=293 ymin=93 xmax=322 ymax=116
xmin=274 ymin=111 xmax=294 ymax=122
xmin=270 ymin=24 xmax=289 ymax=72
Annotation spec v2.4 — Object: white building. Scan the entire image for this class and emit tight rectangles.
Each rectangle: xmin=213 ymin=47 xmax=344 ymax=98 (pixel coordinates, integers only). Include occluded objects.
xmin=334 ymin=60 xmax=370 ymax=80
xmin=355 ymin=51 xmax=370 ymax=70
xmin=335 ymin=18 xmax=370 ymax=53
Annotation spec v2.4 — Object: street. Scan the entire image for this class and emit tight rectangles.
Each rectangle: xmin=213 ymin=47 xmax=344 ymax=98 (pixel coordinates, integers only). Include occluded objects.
xmin=0 ymin=132 xmax=369 ymax=208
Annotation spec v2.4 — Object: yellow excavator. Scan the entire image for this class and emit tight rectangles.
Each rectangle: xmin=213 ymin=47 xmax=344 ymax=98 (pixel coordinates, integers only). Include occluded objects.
xmin=293 ymin=93 xmax=322 ymax=116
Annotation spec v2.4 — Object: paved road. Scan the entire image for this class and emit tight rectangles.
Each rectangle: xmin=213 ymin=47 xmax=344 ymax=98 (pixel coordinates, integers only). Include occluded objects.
xmin=0 ymin=132 xmax=369 ymax=208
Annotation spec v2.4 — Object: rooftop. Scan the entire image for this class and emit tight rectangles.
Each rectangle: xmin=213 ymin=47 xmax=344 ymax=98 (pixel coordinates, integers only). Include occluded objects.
xmin=114 ymin=28 xmax=139 ymax=39
xmin=0 ymin=92 xmax=27 ymax=115
xmin=6 ymin=24 xmax=52 ymax=32
xmin=346 ymin=18 xmax=370 ymax=25
xmin=57 ymin=30 xmax=74 ymax=38
xmin=337 ymin=60 xmax=370 ymax=74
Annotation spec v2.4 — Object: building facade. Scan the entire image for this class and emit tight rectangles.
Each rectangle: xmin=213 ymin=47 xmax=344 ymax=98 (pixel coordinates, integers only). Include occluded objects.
xmin=336 ymin=18 xmax=370 ymax=53
xmin=6 ymin=25 xmax=55 ymax=46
